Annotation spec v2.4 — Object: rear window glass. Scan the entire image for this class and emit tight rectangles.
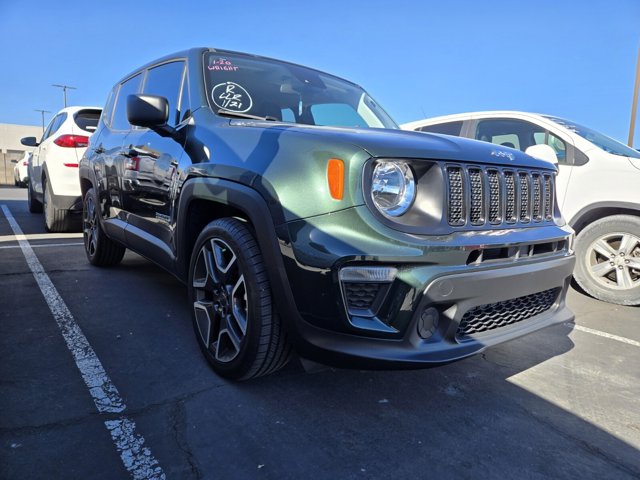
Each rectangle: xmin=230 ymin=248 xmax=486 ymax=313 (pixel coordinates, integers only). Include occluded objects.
xmin=74 ymin=109 xmax=102 ymax=133
xmin=418 ymin=121 xmax=463 ymax=136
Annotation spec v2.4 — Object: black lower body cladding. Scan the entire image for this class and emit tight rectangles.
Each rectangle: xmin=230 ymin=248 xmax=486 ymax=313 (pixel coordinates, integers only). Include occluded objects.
xmin=273 ymin=206 xmax=575 ymax=368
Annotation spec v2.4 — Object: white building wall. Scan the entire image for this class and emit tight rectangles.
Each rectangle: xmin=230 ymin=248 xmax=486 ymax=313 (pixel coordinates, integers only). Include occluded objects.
xmin=0 ymin=123 xmax=43 ymax=184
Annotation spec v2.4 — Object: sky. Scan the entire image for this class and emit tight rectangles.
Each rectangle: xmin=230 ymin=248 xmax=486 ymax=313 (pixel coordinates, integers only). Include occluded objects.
xmin=0 ymin=0 xmax=639 ymax=145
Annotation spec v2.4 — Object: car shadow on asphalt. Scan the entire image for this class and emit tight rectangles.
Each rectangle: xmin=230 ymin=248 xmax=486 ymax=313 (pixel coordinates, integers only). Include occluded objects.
xmin=116 ymin=254 xmax=638 ymax=479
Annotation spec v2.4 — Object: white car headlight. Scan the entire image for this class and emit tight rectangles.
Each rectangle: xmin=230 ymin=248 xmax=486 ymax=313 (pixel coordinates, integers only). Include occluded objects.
xmin=370 ymin=160 xmax=416 ymax=217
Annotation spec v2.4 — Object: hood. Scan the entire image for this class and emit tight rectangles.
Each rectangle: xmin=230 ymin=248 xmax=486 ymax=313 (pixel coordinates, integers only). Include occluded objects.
xmin=231 ymin=121 xmax=556 ymax=170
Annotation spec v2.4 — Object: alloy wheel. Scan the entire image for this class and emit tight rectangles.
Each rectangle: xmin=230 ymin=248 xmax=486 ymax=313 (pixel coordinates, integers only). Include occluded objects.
xmin=192 ymin=238 xmax=248 ymax=363
xmin=587 ymin=233 xmax=640 ymax=290
xmin=83 ymin=195 xmax=98 ymax=257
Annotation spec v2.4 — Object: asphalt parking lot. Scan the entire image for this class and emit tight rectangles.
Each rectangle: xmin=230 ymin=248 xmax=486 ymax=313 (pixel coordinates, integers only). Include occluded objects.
xmin=0 ymin=185 xmax=638 ymax=480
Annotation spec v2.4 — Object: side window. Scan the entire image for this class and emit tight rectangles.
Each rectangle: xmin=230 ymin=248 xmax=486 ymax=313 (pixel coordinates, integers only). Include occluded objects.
xmin=112 ymin=73 xmax=143 ymax=131
xmin=178 ymin=72 xmax=191 ymax=124
xmin=41 ymin=116 xmax=57 ymax=142
xmin=417 ymin=121 xmax=463 ymax=136
xmin=476 ymin=119 xmax=551 ymax=150
xmin=143 ymin=61 xmax=185 ymax=127
xmin=476 ymin=119 xmax=569 ymax=164
xmin=543 ymin=132 xmax=567 ymax=164
xmin=43 ymin=113 xmax=67 ymax=142
xmin=101 ymin=88 xmax=117 ymax=128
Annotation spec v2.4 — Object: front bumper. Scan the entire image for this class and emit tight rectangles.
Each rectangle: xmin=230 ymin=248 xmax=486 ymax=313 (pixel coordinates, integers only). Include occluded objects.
xmin=280 ymin=206 xmax=575 ymax=368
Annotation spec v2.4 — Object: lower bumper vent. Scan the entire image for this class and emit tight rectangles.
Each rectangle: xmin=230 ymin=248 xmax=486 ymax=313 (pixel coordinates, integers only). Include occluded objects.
xmin=457 ymin=288 xmax=560 ymax=338
xmin=344 ymin=283 xmax=381 ymax=311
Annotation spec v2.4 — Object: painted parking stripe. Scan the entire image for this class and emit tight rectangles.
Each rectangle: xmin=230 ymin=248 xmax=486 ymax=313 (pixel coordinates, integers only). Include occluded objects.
xmin=570 ymin=323 xmax=640 ymax=348
xmin=0 ymin=242 xmax=84 ymax=250
xmin=1 ymin=205 xmax=165 ymax=480
xmin=0 ymin=232 xmax=83 ymax=242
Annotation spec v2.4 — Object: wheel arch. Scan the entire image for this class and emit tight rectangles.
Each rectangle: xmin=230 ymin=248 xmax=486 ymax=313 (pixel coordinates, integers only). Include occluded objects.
xmin=175 ymin=177 xmax=301 ymax=333
xmin=569 ymin=202 xmax=640 ymax=234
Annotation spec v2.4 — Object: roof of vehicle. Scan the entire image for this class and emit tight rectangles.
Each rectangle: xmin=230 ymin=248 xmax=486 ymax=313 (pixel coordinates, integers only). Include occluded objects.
xmin=113 ymin=47 xmax=362 ymax=90
xmin=401 ymin=111 xmax=560 ymax=130
xmin=51 ymin=106 xmax=103 ymax=116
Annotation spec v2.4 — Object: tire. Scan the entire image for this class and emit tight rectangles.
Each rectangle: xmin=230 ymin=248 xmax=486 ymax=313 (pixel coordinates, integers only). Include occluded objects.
xmin=574 ymin=215 xmax=640 ymax=306
xmin=27 ymin=178 xmax=43 ymax=213
xmin=43 ymin=179 xmax=72 ymax=232
xmin=188 ymin=218 xmax=291 ymax=380
xmin=82 ymin=188 xmax=126 ymax=267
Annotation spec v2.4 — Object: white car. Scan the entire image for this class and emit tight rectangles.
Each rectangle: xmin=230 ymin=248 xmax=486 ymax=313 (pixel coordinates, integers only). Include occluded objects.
xmin=403 ymin=111 xmax=640 ymax=306
xmin=13 ymin=151 xmax=30 ymax=187
xmin=21 ymin=106 xmax=101 ymax=232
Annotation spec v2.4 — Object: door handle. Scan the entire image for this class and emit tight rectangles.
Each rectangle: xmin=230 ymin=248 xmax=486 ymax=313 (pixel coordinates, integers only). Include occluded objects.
xmin=120 ymin=145 xmax=146 ymax=158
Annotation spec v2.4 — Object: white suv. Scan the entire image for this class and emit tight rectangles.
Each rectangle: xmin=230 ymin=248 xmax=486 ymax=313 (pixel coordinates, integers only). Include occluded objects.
xmin=21 ymin=106 xmax=101 ymax=232
xmin=13 ymin=151 xmax=30 ymax=187
xmin=403 ymin=111 xmax=640 ymax=306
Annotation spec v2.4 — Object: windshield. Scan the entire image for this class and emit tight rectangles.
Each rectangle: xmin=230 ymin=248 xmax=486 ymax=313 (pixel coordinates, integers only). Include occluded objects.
xmin=544 ymin=115 xmax=640 ymax=159
xmin=203 ymin=52 xmax=398 ymax=129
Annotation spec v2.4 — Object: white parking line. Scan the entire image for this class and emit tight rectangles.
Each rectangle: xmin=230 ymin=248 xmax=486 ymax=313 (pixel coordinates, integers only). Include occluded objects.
xmin=0 ymin=243 xmax=84 ymax=250
xmin=0 ymin=232 xmax=83 ymax=243
xmin=571 ymin=323 xmax=640 ymax=348
xmin=1 ymin=205 xmax=165 ymax=480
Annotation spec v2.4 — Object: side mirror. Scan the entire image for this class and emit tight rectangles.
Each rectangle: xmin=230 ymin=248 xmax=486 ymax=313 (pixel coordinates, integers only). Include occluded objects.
xmin=21 ymin=137 xmax=39 ymax=147
xmin=127 ymin=94 xmax=176 ymax=138
xmin=525 ymin=144 xmax=558 ymax=168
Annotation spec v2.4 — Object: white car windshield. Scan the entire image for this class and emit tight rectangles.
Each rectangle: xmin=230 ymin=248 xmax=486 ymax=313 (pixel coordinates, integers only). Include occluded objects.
xmin=544 ymin=115 xmax=640 ymax=159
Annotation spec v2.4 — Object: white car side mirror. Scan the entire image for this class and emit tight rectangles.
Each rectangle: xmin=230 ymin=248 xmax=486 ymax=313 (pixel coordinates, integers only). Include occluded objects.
xmin=525 ymin=144 xmax=558 ymax=168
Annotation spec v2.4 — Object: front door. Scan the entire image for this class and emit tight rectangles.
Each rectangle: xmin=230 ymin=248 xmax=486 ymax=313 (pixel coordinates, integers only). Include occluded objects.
xmin=121 ymin=60 xmax=188 ymax=260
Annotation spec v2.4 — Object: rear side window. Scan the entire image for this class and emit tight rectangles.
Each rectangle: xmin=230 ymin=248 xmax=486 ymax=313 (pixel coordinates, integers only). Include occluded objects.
xmin=143 ymin=61 xmax=185 ymax=127
xmin=43 ymin=113 xmax=68 ymax=141
xmin=74 ymin=109 xmax=101 ymax=133
xmin=112 ymin=73 xmax=143 ymax=131
xmin=418 ymin=121 xmax=463 ymax=136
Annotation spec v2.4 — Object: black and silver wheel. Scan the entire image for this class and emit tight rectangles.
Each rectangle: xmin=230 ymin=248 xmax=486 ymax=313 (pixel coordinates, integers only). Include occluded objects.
xmin=82 ymin=188 xmax=126 ymax=266
xmin=27 ymin=178 xmax=42 ymax=213
xmin=188 ymin=218 xmax=291 ymax=380
xmin=574 ymin=215 xmax=640 ymax=306
xmin=43 ymin=178 xmax=70 ymax=232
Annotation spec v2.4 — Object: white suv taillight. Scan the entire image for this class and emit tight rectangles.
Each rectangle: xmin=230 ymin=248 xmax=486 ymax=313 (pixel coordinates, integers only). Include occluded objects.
xmin=54 ymin=134 xmax=89 ymax=148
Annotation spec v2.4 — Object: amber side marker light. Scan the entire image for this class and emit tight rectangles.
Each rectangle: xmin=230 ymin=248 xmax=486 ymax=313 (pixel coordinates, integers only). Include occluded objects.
xmin=327 ymin=158 xmax=345 ymax=200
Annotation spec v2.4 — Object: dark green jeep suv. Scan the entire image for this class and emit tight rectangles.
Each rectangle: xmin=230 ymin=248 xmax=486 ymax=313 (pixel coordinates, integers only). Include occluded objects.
xmin=80 ymin=48 xmax=575 ymax=379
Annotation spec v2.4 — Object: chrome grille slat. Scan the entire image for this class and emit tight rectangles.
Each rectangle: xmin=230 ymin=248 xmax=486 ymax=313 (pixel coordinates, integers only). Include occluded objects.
xmin=445 ymin=164 xmax=554 ymax=228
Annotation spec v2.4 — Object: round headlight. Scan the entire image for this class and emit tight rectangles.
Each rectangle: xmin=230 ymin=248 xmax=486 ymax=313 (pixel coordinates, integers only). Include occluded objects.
xmin=371 ymin=161 xmax=416 ymax=217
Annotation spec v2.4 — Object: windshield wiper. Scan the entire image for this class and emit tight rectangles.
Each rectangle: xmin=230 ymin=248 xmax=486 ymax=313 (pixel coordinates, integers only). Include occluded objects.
xmin=217 ymin=109 xmax=278 ymax=121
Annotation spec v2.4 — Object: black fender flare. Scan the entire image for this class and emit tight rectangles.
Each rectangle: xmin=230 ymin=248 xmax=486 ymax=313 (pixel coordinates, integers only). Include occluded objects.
xmin=175 ymin=177 xmax=304 ymax=335
xmin=569 ymin=201 xmax=640 ymax=233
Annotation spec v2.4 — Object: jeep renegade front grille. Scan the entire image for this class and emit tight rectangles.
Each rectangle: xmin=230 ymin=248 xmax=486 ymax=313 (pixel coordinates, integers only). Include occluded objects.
xmin=456 ymin=288 xmax=560 ymax=338
xmin=446 ymin=165 xmax=555 ymax=228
